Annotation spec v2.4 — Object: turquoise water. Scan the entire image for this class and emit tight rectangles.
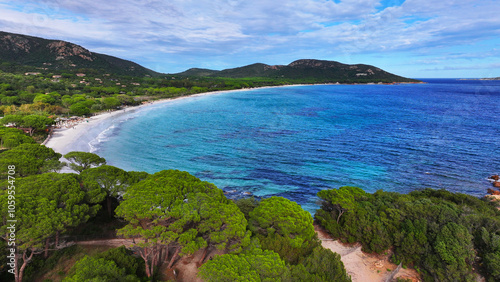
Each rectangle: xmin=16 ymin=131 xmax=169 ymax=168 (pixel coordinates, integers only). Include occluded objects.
xmin=93 ymin=79 xmax=500 ymax=213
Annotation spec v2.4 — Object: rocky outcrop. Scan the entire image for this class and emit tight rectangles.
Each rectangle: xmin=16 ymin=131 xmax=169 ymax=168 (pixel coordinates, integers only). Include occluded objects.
xmin=487 ymin=175 xmax=500 ymax=195
xmin=488 ymin=188 xmax=500 ymax=195
xmin=264 ymin=64 xmax=284 ymax=71
xmin=47 ymin=41 xmax=94 ymax=61
xmin=0 ymin=31 xmax=159 ymax=76
xmin=0 ymin=34 xmax=39 ymax=53
xmin=288 ymin=59 xmax=344 ymax=69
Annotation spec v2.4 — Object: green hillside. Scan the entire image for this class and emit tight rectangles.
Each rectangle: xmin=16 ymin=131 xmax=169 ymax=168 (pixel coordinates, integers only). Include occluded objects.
xmin=0 ymin=31 xmax=160 ymax=77
xmin=175 ymin=59 xmax=419 ymax=83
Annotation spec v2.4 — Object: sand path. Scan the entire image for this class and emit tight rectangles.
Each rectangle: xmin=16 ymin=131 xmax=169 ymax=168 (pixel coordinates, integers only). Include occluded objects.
xmin=315 ymin=225 xmax=420 ymax=282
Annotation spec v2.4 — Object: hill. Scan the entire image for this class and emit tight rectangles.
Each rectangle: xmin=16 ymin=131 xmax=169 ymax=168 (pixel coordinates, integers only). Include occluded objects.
xmin=0 ymin=31 xmax=417 ymax=82
xmin=175 ymin=59 xmax=419 ymax=83
xmin=0 ymin=31 xmax=160 ymax=76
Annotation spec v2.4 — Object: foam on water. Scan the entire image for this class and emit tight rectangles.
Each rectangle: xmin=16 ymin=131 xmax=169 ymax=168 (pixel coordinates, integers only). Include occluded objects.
xmin=89 ymin=124 xmax=117 ymax=153
xmin=92 ymin=79 xmax=500 ymax=213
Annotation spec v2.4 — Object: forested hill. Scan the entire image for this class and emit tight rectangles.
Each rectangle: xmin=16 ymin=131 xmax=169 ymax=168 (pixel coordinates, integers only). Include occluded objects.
xmin=0 ymin=31 xmax=417 ymax=83
xmin=0 ymin=31 xmax=159 ymax=77
xmin=176 ymin=59 xmax=420 ymax=83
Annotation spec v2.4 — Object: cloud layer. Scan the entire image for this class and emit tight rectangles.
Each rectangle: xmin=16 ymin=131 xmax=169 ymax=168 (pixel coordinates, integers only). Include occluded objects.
xmin=1 ymin=0 xmax=499 ymax=77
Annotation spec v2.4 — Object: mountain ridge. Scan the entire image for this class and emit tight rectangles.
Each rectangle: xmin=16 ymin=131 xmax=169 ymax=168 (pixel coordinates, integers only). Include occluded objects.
xmin=0 ymin=31 xmax=160 ymax=76
xmin=175 ymin=59 xmax=419 ymax=83
xmin=0 ymin=31 xmax=418 ymax=82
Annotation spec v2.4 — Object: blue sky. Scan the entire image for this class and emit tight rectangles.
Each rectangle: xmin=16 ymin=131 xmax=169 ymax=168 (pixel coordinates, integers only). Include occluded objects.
xmin=0 ymin=0 xmax=499 ymax=78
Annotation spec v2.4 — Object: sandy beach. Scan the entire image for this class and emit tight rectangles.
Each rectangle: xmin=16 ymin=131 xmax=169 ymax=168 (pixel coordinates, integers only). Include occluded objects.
xmin=42 ymin=83 xmax=370 ymax=154
xmin=43 ymin=87 xmax=277 ymax=154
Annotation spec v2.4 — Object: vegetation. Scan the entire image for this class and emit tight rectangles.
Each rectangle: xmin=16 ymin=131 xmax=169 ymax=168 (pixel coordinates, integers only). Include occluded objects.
xmin=0 ymin=144 xmax=62 ymax=178
xmin=115 ymin=170 xmax=251 ymax=277
xmin=248 ymin=196 xmax=320 ymax=264
xmin=64 ymin=255 xmax=139 ymax=282
xmin=316 ymin=186 xmax=500 ymax=281
xmin=0 ymin=126 xmax=35 ymax=149
xmin=0 ymin=114 xmax=53 ymax=136
xmin=0 ymin=173 xmax=101 ymax=282
xmin=64 ymin=247 xmax=144 ymax=282
xmin=300 ymin=246 xmax=350 ymax=282
xmin=198 ymin=248 xmax=290 ymax=281
xmin=80 ymin=165 xmax=130 ymax=216
xmin=0 ymin=33 xmax=420 ymax=122
xmin=179 ymin=59 xmax=420 ymax=83
xmin=0 ymin=31 xmax=159 ymax=77
xmin=0 ymin=35 xmax=494 ymax=281
xmin=0 ymin=66 xmax=299 ymax=118
xmin=0 ymin=135 xmax=351 ymax=282
xmin=64 ymin=151 xmax=106 ymax=173
xmin=0 ymin=132 xmax=496 ymax=282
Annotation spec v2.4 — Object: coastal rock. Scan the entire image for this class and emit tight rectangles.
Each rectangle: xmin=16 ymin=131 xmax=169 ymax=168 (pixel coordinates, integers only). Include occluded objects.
xmin=489 ymin=175 xmax=500 ymax=181
xmin=494 ymin=182 xmax=500 ymax=188
xmin=487 ymin=188 xmax=500 ymax=195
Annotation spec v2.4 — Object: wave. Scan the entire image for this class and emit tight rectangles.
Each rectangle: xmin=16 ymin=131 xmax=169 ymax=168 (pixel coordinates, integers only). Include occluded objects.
xmin=88 ymin=115 xmax=137 ymax=153
xmin=89 ymin=124 xmax=117 ymax=153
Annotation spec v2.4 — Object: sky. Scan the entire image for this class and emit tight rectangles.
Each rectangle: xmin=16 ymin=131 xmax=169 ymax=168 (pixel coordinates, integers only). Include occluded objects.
xmin=0 ymin=0 xmax=499 ymax=78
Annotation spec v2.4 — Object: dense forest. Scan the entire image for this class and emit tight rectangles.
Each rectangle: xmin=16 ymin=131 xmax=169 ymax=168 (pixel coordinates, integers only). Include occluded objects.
xmin=0 ymin=62 xmax=294 ymax=118
xmin=0 ymin=128 xmax=499 ymax=281
xmin=0 ymin=139 xmax=351 ymax=281
xmin=0 ymin=56 xmax=422 ymax=120
xmin=315 ymin=186 xmax=500 ymax=281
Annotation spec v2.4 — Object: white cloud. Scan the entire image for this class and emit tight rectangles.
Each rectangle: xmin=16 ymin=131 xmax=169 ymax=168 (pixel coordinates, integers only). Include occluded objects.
xmin=0 ymin=0 xmax=499 ymax=75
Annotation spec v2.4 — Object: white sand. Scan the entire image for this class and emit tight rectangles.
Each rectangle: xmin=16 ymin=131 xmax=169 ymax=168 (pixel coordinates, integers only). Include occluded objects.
xmin=43 ymin=88 xmax=271 ymax=155
xmin=44 ymin=110 xmax=124 ymax=154
xmin=43 ymin=84 xmax=320 ymax=155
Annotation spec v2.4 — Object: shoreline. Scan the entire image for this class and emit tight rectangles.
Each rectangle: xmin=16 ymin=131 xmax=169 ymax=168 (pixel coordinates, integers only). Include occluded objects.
xmin=43 ymin=85 xmax=296 ymax=154
xmin=43 ymin=81 xmax=424 ymax=155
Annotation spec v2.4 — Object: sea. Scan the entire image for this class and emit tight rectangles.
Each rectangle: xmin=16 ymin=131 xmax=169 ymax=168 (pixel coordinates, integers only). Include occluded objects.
xmin=90 ymin=79 xmax=500 ymax=213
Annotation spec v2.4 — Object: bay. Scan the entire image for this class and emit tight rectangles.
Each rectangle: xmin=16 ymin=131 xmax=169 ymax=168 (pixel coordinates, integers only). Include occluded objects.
xmin=92 ymin=79 xmax=500 ymax=213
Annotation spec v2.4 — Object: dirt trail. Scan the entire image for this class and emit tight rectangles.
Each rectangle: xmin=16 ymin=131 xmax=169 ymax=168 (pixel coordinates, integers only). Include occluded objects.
xmin=315 ymin=225 xmax=420 ymax=282
xmin=75 ymin=229 xmax=420 ymax=282
xmin=75 ymin=238 xmax=136 ymax=247
xmin=76 ymin=238 xmax=204 ymax=281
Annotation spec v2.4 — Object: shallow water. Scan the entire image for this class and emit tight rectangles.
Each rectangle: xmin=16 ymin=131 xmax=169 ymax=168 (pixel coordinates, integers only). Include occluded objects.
xmin=92 ymin=79 xmax=500 ymax=213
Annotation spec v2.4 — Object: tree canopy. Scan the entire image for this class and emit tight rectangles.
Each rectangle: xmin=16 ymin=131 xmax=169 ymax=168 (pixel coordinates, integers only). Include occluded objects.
xmin=64 ymin=151 xmax=106 ymax=173
xmin=0 ymin=126 xmax=35 ymax=149
xmin=315 ymin=187 xmax=500 ymax=281
xmin=300 ymin=246 xmax=350 ymax=282
xmin=248 ymin=196 xmax=319 ymax=264
xmin=0 ymin=173 xmax=100 ymax=282
xmin=116 ymin=170 xmax=250 ymax=277
xmin=0 ymin=144 xmax=62 ymax=178
xmin=80 ymin=165 xmax=129 ymax=216
xmin=63 ymin=256 xmax=140 ymax=282
xmin=198 ymin=249 xmax=290 ymax=282
xmin=0 ymin=114 xmax=54 ymax=136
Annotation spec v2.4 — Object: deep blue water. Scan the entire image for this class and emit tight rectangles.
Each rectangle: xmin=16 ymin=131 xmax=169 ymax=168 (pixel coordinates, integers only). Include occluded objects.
xmin=92 ymin=79 xmax=500 ymax=213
